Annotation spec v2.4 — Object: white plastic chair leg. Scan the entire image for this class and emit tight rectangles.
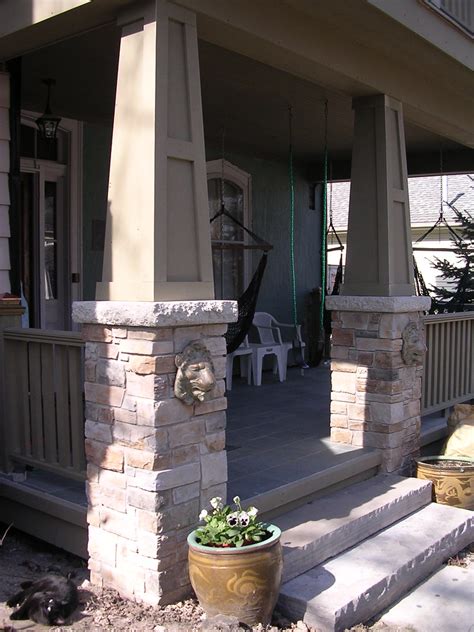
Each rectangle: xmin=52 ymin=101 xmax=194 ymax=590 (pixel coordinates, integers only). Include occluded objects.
xmin=252 ymin=351 xmax=264 ymax=386
xmin=276 ymin=352 xmax=285 ymax=382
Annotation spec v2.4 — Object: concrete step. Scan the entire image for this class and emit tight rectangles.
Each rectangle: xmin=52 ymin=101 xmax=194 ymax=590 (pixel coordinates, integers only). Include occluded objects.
xmin=278 ymin=502 xmax=474 ymax=632
xmin=245 ymin=447 xmax=383 ymax=521
xmin=378 ymin=563 xmax=474 ymax=632
xmin=274 ymin=473 xmax=433 ymax=583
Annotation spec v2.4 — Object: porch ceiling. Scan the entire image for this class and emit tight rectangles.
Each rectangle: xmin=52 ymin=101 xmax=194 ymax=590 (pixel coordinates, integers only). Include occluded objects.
xmin=20 ymin=24 xmax=465 ymax=167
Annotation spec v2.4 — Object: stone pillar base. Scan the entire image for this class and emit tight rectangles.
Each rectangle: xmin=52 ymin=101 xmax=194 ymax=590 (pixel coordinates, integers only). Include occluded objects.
xmin=326 ymin=296 xmax=431 ymax=473
xmin=73 ymin=300 xmax=237 ymax=605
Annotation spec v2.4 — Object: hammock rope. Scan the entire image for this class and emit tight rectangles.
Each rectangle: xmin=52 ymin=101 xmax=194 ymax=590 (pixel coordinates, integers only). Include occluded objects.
xmin=288 ymin=106 xmax=298 ymax=328
xmin=320 ymin=100 xmax=329 ymax=333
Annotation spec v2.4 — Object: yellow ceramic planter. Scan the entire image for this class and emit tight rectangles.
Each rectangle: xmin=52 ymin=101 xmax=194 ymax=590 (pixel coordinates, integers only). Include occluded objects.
xmin=415 ymin=456 xmax=474 ymax=509
xmin=187 ymin=524 xmax=283 ymax=626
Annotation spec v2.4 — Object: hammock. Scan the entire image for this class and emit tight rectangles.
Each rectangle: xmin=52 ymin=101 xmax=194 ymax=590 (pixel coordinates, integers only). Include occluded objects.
xmin=413 ymin=182 xmax=464 ymax=313
xmin=210 ymin=205 xmax=272 ymax=353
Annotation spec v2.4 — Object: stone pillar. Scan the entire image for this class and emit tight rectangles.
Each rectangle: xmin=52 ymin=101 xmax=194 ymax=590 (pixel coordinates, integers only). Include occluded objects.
xmin=97 ymin=0 xmax=214 ymax=302
xmin=72 ymin=300 xmax=236 ymax=605
xmin=326 ymin=296 xmax=430 ymax=473
xmin=0 ymin=72 xmax=11 ymax=294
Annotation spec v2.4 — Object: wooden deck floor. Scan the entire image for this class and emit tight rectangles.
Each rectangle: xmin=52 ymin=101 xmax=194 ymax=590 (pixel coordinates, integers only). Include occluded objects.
xmin=0 ymin=364 xmax=448 ymax=554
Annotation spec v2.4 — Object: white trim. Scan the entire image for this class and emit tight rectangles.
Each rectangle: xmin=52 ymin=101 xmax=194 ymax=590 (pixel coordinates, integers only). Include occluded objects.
xmin=20 ymin=111 xmax=83 ymax=329
xmin=206 ymin=159 xmax=252 ymax=293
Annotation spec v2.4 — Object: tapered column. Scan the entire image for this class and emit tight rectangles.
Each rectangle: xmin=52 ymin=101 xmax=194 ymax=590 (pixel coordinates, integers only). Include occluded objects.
xmin=97 ymin=0 xmax=214 ymax=301
xmin=342 ymin=95 xmax=414 ymax=297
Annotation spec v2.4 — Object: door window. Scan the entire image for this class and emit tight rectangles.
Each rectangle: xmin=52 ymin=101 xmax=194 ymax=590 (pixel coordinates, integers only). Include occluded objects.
xmin=207 ymin=160 xmax=251 ymax=301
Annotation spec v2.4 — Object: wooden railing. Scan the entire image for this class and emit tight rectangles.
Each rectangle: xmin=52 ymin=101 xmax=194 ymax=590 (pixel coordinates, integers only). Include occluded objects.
xmin=422 ymin=312 xmax=474 ymax=416
xmin=3 ymin=328 xmax=86 ymax=481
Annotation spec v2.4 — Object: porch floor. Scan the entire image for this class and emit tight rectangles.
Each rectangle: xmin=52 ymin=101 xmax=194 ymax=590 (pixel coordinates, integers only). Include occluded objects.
xmin=1 ymin=365 xmax=448 ymax=519
xmin=226 ymin=364 xmax=373 ymax=501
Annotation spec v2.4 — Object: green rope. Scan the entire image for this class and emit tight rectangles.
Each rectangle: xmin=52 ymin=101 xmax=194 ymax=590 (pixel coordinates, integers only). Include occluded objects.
xmin=288 ymin=106 xmax=298 ymax=327
xmin=320 ymin=100 xmax=329 ymax=333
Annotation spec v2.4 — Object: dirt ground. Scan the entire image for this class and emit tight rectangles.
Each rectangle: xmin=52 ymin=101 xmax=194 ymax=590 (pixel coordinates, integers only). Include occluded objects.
xmin=0 ymin=523 xmax=472 ymax=632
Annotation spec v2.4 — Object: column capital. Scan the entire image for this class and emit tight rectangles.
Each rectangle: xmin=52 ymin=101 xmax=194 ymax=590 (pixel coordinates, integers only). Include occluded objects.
xmin=73 ymin=300 xmax=237 ymax=328
xmin=326 ymin=296 xmax=431 ymax=314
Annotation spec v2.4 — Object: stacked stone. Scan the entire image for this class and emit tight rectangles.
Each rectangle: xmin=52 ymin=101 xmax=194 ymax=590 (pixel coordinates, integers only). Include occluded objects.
xmin=328 ymin=302 xmax=428 ymax=473
xmin=80 ymin=315 xmax=230 ymax=606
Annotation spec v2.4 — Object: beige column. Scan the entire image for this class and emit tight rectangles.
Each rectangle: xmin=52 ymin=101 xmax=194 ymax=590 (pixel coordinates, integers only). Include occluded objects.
xmin=96 ymin=0 xmax=214 ymax=302
xmin=0 ymin=72 xmax=11 ymax=294
xmin=342 ymin=95 xmax=414 ymax=297
xmin=328 ymin=94 xmax=430 ymax=473
xmin=73 ymin=300 xmax=236 ymax=605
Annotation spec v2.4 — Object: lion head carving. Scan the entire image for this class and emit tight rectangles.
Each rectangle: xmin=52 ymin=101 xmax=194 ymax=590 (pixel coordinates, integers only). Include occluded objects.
xmin=402 ymin=322 xmax=426 ymax=366
xmin=174 ymin=341 xmax=216 ymax=405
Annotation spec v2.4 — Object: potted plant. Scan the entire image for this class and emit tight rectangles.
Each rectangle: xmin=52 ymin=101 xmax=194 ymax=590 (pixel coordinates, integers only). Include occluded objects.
xmin=415 ymin=456 xmax=474 ymax=509
xmin=187 ymin=496 xmax=283 ymax=627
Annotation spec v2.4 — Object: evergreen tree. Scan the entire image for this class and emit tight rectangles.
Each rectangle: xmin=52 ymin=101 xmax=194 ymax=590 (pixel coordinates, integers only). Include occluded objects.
xmin=430 ymin=208 xmax=474 ymax=312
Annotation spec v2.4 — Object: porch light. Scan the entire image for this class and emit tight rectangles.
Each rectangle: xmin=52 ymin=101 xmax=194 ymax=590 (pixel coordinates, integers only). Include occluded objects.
xmin=36 ymin=78 xmax=61 ymax=141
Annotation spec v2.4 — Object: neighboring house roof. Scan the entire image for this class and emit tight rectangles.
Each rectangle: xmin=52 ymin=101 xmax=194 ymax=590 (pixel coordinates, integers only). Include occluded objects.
xmin=330 ymin=173 xmax=474 ymax=230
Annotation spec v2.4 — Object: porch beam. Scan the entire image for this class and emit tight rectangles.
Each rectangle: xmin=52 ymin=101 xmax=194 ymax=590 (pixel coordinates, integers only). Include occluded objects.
xmin=179 ymin=0 xmax=473 ymax=148
xmin=96 ymin=0 xmax=214 ymax=301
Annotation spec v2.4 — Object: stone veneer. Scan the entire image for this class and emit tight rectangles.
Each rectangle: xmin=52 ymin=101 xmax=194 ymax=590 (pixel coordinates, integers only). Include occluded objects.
xmin=326 ymin=296 xmax=431 ymax=473
xmin=72 ymin=300 xmax=237 ymax=606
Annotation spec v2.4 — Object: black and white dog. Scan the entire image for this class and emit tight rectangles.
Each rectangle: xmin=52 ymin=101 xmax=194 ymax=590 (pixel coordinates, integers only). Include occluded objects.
xmin=7 ymin=574 xmax=78 ymax=626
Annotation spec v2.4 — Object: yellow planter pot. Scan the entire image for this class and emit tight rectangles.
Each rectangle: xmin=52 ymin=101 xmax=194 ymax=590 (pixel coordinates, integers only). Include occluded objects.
xmin=415 ymin=456 xmax=474 ymax=510
xmin=187 ymin=524 xmax=283 ymax=627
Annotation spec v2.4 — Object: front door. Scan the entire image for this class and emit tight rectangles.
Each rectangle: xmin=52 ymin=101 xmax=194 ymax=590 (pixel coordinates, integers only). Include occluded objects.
xmin=19 ymin=114 xmax=82 ymax=331
xmin=20 ymin=164 xmax=69 ymax=330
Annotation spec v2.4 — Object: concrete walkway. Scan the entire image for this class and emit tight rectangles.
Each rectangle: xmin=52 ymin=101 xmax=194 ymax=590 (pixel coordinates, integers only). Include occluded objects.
xmin=377 ymin=560 xmax=474 ymax=632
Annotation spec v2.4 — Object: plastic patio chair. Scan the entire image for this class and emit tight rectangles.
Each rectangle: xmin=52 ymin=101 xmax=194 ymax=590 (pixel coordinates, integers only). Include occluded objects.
xmin=252 ymin=311 xmax=306 ymax=382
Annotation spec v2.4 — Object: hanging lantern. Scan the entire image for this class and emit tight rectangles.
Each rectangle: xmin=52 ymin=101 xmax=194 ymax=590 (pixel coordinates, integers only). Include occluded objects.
xmin=36 ymin=78 xmax=61 ymax=141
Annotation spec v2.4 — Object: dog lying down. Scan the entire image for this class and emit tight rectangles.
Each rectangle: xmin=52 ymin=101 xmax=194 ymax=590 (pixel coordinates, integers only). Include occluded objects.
xmin=7 ymin=573 xmax=78 ymax=626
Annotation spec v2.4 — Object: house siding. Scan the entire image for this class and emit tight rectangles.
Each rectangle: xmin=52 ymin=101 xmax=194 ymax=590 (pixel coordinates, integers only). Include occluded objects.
xmin=206 ymin=145 xmax=321 ymax=325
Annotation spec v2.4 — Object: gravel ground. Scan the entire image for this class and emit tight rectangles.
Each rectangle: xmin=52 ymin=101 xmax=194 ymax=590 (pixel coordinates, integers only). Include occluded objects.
xmin=0 ymin=523 xmax=472 ymax=632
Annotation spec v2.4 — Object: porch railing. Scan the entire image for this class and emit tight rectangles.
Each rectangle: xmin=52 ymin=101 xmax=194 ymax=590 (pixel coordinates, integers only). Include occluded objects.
xmin=3 ymin=328 xmax=86 ymax=481
xmin=422 ymin=312 xmax=474 ymax=416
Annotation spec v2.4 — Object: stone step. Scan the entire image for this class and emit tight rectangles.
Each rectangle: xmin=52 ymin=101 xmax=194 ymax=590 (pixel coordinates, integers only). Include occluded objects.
xmin=278 ymin=502 xmax=474 ymax=632
xmin=274 ymin=473 xmax=433 ymax=583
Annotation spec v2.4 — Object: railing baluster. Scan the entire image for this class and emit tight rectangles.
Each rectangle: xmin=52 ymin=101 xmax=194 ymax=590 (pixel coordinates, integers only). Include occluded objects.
xmin=2 ymin=328 xmax=85 ymax=481
xmin=28 ymin=342 xmax=45 ymax=462
xmin=69 ymin=346 xmax=85 ymax=474
xmin=422 ymin=312 xmax=474 ymax=416
xmin=55 ymin=345 xmax=72 ymax=469
xmin=41 ymin=343 xmax=57 ymax=465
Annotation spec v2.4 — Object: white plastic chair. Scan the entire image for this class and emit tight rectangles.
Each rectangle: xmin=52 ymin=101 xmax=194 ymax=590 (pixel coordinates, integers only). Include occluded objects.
xmin=252 ymin=311 xmax=306 ymax=382
xmin=226 ymin=336 xmax=253 ymax=391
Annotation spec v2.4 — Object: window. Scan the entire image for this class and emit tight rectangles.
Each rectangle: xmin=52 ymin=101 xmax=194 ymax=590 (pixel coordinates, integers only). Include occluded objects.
xmin=207 ymin=160 xmax=251 ymax=300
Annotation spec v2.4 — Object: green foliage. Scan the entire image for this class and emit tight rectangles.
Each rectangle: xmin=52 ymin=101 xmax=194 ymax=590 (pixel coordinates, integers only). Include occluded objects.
xmin=431 ymin=208 xmax=474 ymax=312
xmin=194 ymin=496 xmax=270 ymax=548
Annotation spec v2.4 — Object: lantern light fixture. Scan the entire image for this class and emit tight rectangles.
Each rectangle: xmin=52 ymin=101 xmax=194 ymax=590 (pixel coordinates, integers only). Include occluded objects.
xmin=36 ymin=78 xmax=61 ymax=141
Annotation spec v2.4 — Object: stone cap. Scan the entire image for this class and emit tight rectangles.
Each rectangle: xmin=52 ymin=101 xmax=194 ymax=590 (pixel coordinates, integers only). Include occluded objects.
xmin=72 ymin=300 xmax=238 ymax=327
xmin=326 ymin=296 xmax=431 ymax=313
